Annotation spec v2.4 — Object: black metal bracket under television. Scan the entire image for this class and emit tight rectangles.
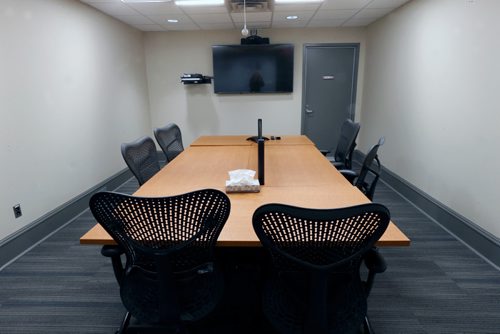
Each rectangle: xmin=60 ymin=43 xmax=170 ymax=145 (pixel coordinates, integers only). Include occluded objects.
xmin=212 ymin=44 xmax=294 ymax=94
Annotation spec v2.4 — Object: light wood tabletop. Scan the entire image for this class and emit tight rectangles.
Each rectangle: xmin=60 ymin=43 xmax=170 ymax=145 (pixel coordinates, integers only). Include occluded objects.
xmin=190 ymin=135 xmax=315 ymax=147
xmin=80 ymin=136 xmax=410 ymax=247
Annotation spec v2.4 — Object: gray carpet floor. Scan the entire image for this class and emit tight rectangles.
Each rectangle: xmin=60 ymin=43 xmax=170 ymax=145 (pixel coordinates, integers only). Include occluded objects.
xmin=0 ymin=177 xmax=499 ymax=333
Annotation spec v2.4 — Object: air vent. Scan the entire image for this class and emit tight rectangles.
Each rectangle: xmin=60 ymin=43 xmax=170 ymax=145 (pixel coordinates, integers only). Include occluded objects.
xmin=229 ymin=0 xmax=272 ymax=13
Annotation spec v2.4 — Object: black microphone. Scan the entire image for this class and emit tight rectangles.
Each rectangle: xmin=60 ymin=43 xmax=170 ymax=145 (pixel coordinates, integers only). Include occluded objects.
xmin=258 ymin=137 xmax=265 ymax=185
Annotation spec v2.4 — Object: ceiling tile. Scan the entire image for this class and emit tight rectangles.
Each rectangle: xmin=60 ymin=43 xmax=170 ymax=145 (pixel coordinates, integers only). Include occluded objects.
xmin=367 ymin=0 xmax=411 ymax=9
xmin=160 ymin=23 xmax=201 ymax=30
xmin=353 ymin=7 xmax=393 ymax=19
xmin=307 ymin=18 xmax=345 ymax=28
xmin=79 ymin=0 xmax=406 ymax=31
xmin=198 ymin=22 xmax=236 ymax=30
xmin=89 ymin=3 xmax=138 ymax=15
xmin=115 ymin=15 xmax=155 ymax=25
xmin=188 ymin=13 xmax=232 ymax=24
xmin=313 ymin=9 xmax=357 ymax=20
xmin=240 ymin=21 xmax=272 ymax=29
xmin=129 ymin=24 xmax=167 ymax=31
xmin=125 ymin=2 xmax=182 ymax=15
xmin=179 ymin=4 xmax=227 ymax=14
xmin=273 ymin=3 xmax=322 ymax=12
xmin=272 ymin=20 xmax=308 ymax=28
xmin=342 ymin=17 xmax=379 ymax=26
xmin=319 ymin=0 xmax=371 ymax=10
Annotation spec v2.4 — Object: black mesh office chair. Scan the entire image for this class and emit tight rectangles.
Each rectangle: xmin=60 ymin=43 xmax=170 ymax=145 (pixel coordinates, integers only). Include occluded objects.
xmin=154 ymin=123 xmax=184 ymax=163
xmin=121 ymin=136 xmax=161 ymax=186
xmin=89 ymin=189 xmax=231 ymax=334
xmin=252 ymin=203 xmax=390 ymax=334
xmin=321 ymin=119 xmax=361 ymax=169
xmin=340 ymin=137 xmax=385 ymax=201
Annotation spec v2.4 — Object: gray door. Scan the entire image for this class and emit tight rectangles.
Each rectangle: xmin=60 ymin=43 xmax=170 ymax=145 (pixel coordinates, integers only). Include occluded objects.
xmin=301 ymin=44 xmax=359 ymax=152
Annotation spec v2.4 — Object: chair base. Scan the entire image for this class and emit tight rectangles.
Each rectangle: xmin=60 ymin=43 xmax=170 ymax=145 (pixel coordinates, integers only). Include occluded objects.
xmin=117 ymin=313 xmax=189 ymax=334
xmin=363 ymin=315 xmax=374 ymax=334
xmin=115 ymin=311 xmax=188 ymax=334
xmin=116 ymin=311 xmax=131 ymax=334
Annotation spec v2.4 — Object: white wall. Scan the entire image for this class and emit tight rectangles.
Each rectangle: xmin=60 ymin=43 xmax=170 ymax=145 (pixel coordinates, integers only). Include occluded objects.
xmin=144 ymin=28 xmax=366 ymax=146
xmin=360 ymin=0 xmax=500 ymax=238
xmin=0 ymin=0 xmax=151 ymax=241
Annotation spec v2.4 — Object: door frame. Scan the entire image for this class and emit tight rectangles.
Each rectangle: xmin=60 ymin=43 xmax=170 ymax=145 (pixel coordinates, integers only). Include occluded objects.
xmin=300 ymin=43 xmax=360 ymax=135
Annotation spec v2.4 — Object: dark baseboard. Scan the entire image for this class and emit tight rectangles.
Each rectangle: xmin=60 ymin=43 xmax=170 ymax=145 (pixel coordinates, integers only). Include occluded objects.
xmin=353 ymin=150 xmax=500 ymax=268
xmin=0 ymin=168 xmax=132 ymax=269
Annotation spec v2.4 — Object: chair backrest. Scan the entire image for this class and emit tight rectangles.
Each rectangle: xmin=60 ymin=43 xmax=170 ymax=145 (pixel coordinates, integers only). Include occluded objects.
xmin=121 ymin=136 xmax=160 ymax=186
xmin=355 ymin=137 xmax=385 ymax=200
xmin=252 ymin=203 xmax=390 ymax=334
xmin=334 ymin=119 xmax=360 ymax=169
xmin=89 ymin=189 xmax=231 ymax=325
xmin=154 ymin=123 xmax=184 ymax=163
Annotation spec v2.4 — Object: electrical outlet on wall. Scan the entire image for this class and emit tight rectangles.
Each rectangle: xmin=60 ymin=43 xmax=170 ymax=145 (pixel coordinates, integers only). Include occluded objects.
xmin=13 ymin=204 xmax=22 ymax=218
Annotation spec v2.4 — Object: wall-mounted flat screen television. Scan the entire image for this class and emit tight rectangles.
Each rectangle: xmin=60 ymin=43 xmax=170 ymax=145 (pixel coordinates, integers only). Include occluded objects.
xmin=212 ymin=44 xmax=294 ymax=94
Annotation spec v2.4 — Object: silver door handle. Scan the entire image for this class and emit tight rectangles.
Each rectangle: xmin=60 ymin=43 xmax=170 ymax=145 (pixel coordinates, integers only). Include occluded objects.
xmin=305 ymin=108 xmax=313 ymax=113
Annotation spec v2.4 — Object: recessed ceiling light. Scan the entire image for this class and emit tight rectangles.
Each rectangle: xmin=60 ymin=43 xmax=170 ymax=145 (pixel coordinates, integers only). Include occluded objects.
xmin=167 ymin=19 xmax=179 ymax=23
xmin=286 ymin=15 xmax=299 ymax=20
xmin=275 ymin=0 xmax=323 ymax=3
xmin=175 ymin=0 xmax=224 ymax=6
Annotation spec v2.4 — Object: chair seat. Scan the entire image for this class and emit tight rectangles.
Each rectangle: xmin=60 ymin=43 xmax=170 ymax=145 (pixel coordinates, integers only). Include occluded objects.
xmin=263 ymin=272 xmax=367 ymax=334
xmin=121 ymin=264 xmax=224 ymax=325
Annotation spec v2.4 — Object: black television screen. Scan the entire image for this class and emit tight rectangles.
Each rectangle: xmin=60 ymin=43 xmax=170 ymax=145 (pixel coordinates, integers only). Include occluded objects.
xmin=212 ymin=44 xmax=294 ymax=94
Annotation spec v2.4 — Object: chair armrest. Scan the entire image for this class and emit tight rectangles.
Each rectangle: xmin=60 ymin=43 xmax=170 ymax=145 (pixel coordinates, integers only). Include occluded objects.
xmin=319 ymin=149 xmax=330 ymax=156
xmin=364 ymin=247 xmax=387 ymax=274
xmin=101 ymin=244 xmax=124 ymax=258
xmin=339 ymin=169 xmax=358 ymax=184
xmin=363 ymin=247 xmax=387 ymax=296
xmin=332 ymin=161 xmax=345 ymax=169
xmin=101 ymin=245 xmax=125 ymax=286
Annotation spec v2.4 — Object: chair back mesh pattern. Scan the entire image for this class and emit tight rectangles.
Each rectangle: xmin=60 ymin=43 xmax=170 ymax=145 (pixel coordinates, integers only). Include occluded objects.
xmin=356 ymin=137 xmax=385 ymax=200
xmin=121 ymin=136 xmax=160 ymax=186
xmin=154 ymin=123 xmax=184 ymax=163
xmin=252 ymin=203 xmax=390 ymax=334
xmin=334 ymin=119 xmax=360 ymax=169
xmin=89 ymin=189 xmax=231 ymax=324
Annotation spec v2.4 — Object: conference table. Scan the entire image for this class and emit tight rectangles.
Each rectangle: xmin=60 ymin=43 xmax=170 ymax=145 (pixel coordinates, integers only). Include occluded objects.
xmin=80 ymin=135 xmax=410 ymax=247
